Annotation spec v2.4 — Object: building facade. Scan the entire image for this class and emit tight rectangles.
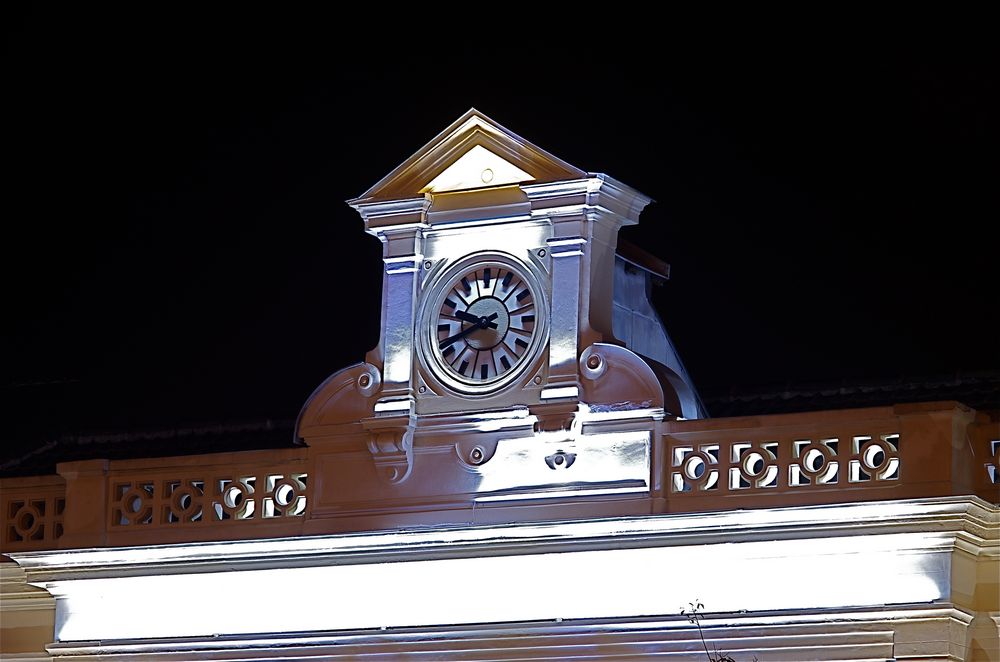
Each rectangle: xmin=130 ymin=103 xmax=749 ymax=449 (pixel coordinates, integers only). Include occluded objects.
xmin=2 ymin=110 xmax=998 ymax=660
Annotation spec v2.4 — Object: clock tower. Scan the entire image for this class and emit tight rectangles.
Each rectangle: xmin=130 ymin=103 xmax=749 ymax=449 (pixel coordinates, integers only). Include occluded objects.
xmin=296 ymin=110 xmax=701 ymax=530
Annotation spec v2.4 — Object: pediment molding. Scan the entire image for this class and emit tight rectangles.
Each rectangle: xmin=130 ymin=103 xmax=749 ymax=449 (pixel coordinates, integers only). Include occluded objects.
xmin=350 ymin=109 xmax=586 ymax=204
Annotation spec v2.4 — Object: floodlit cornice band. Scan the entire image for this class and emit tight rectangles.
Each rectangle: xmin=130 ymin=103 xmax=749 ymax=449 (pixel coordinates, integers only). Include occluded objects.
xmin=352 ymin=176 xmax=652 ymax=233
xmin=9 ymin=496 xmax=996 ymax=580
xmin=42 ymin=604 xmax=975 ymax=658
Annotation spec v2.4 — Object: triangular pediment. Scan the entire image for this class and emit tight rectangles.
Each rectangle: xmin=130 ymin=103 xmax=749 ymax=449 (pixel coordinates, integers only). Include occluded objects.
xmin=352 ymin=109 xmax=586 ymax=203
xmin=421 ymin=145 xmax=535 ymax=193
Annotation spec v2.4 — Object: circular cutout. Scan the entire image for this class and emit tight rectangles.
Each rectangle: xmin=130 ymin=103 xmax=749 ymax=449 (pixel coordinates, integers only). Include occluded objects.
xmin=118 ymin=487 xmax=151 ymax=523
xmin=683 ymin=452 xmax=712 ymax=482
xmin=274 ymin=483 xmax=296 ymax=507
xmin=171 ymin=486 xmax=199 ymax=515
xmin=796 ymin=442 xmax=834 ymax=478
xmin=741 ymin=451 xmax=767 ymax=478
xmin=16 ymin=510 xmax=37 ymax=535
xmin=803 ymin=448 xmax=825 ymax=473
xmin=860 ymin=440 xmax=891 ymax=472
xmin=223 ymin=484 xmax=247 ymax=509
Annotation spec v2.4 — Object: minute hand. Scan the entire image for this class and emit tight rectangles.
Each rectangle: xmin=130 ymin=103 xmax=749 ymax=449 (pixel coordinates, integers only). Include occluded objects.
xmin=439 ymin=324 xmax=481 ymax=349
xmin=439 ymin=312 xmax=499 ymax=349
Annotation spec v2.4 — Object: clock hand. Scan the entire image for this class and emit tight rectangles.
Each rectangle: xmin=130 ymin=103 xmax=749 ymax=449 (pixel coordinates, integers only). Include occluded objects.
xmin=439 ymin=323 xmax=483 ymax=349
xmin=452 ymin=310 xmax=498 ymax=329
xmin=454 ymin=310 xmax=499 ymax=329
xmin=439 ymin=312 xmax=501 ymax=349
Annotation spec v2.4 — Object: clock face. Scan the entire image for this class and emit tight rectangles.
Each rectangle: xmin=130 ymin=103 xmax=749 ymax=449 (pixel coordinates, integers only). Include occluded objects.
xmin=433 ymin=264 xmax=538 ymax=385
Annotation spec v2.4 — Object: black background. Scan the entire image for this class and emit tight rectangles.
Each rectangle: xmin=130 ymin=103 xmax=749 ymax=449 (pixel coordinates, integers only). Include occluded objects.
xmin=4 ymin=10 xmax=997 ymax=458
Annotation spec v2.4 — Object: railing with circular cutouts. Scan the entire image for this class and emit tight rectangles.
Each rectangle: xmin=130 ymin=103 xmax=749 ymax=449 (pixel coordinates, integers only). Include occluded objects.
xmin=668 ymin=433 xmax=902 ymax=496
xmin=110 ymin=471 xmax=308 ymax=528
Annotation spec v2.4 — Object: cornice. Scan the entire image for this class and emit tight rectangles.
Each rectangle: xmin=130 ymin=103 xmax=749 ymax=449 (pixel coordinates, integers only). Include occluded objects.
xmin=0 ymin=562 xmax=55 ymax=612
xmin=44 ymin=604 xmax=973 ymax=659
xmin=522 ymin=174 xmax=652 ymax=224
xmin=9 ymin=496 xmax=996 ymax=582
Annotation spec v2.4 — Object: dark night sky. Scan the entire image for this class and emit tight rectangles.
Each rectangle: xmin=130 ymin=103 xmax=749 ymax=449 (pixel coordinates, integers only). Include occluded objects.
xmin=3 ymin=10 xmax=997 ymax=459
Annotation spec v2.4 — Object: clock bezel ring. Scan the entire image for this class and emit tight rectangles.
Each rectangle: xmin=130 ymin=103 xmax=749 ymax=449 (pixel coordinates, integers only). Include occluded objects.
xmin=417 ymin=251 xmax=548 ymax=396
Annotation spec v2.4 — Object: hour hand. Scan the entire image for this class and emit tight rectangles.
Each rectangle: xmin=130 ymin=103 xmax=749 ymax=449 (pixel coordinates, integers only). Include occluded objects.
xmin=454 ymin=309 xmax=498 ymax=329
xmin=454 ymin=310 xmax=480 ymax=324
xmin=455 ymin=310 xmax=479 ymax=324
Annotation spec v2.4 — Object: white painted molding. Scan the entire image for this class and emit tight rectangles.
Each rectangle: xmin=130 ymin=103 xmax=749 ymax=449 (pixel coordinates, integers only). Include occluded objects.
xmin=43 ymin=605 xmax=976 ymax=660
xmin=5 ymin=497 xmax=995 ymax=649
xmin=11 ymin=496 xmax=996 ymax=580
